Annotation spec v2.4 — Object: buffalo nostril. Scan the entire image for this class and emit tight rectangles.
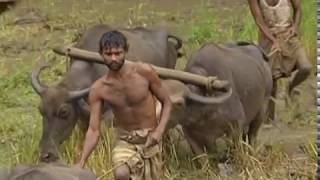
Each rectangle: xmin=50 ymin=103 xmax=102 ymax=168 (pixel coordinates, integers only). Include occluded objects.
xmin=41 ymin=153 xmax=49 ymax=159
xmin=40 ymin=152 xmax=52 ymax=162
xmin=40 ymin=152 xmax=59 ymax=163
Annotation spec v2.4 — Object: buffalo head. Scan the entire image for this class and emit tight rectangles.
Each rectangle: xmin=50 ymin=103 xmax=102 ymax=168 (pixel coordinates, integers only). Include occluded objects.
xmin=31 ymin=62 xmax=89 ymax=162
xmin=144 ymin=79 xmax=232 ymax=129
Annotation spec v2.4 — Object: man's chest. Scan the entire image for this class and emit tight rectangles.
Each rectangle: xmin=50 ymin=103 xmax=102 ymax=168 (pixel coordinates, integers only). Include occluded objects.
xmin=104 ymin=75 xmax=150 ymax=106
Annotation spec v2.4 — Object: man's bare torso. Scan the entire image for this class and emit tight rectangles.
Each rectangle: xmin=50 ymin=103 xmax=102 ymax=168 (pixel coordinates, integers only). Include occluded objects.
xmin=94 ymin=62 xmax=158 ymax=131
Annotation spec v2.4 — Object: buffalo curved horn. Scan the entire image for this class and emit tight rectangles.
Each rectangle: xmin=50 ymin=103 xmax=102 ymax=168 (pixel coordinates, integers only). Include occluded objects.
xmin=31 ymin=61 xmax=49 ymax=95
xmin=68 ymin=88 xmax=90 ymax=101
xmin=185 ymin=85 xmax=232 ymax=104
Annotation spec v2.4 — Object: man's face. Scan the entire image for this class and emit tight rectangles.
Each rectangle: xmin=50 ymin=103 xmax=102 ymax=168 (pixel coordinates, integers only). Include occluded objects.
xmin=101 ymin=47 xmax=126 ymax=71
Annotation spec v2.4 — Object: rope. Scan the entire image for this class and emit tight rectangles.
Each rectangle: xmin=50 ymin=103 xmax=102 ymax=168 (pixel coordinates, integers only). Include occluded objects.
xmin=206 ymin=76 xmax=218 ymax=91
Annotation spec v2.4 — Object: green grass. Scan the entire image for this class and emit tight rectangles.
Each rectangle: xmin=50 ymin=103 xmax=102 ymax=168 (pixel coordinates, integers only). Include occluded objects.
xmin=300 ymin=0 xmax=317 ymax=65
xmin=0 ymin=0 xmax=317 ymax=179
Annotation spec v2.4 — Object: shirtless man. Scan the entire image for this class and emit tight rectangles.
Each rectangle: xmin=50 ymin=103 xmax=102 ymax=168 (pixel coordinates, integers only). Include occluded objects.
xmin=75 ymin=30 xmax=172 ymax=180
xmin=248 ymin=0 xmax=312 ymax=120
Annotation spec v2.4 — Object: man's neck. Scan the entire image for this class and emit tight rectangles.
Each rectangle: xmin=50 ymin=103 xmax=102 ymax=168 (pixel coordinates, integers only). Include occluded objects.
xmin=108 ymin=61 xmax=129 ymax=78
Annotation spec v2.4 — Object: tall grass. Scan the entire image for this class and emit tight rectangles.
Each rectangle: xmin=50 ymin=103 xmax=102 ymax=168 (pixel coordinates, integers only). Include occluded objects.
xmin=0 ymin=0 xmax=317 ymax=179
xmin=300 ymin=0 xmax=317 ymax=65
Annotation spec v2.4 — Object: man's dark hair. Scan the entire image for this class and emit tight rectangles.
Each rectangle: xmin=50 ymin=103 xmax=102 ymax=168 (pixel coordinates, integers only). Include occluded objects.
xmin=99 ymin=30 xmax=129 ymax=54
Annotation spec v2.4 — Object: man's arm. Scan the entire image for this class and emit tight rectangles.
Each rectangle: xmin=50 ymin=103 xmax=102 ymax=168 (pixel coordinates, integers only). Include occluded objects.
xmin=247 ymin=0 xmax=277 ymax=43
xmin=290 ymin=0 xmax=302 ymax=30
xmin=76 ymin=84 xmax=103 ymax=168
xmin=139 ymin=64 xmax=172 ymax=144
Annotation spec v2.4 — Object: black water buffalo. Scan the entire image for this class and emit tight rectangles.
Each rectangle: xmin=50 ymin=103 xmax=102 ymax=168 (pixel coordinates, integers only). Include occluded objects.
xmin=0 ymin=163 xmax=96 ymax=180
xmin=31 ymin=24 xmax=182 ymax=162
xmin=162 ymin=42 xmax=273 ymax=161
xmin=0 ymin=0 xmax=16 ymax=15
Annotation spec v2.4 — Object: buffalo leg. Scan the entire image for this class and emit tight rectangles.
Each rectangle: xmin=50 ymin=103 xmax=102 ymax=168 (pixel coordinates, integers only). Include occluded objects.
xmin=227 ymin=100 xmax=246 ymax=143
xmin=226 ymin=101 xmax=247 ymax=149
xmin=247 ymin=99 xmax=268 ymax=146
xmin=182 ymin=127 xmax=209 ymax=168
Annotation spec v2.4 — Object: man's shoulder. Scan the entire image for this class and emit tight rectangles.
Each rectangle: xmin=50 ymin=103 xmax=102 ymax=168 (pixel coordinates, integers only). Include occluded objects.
xmin=92 ymin=77 xmax=104 ymax=88
xmin=90 ymin=77 xmax=105 ymax=95
xmin=135 ymin=61 xmax=155 ymax=75
xmin=88 ymin=78 xmax=106 ymax=102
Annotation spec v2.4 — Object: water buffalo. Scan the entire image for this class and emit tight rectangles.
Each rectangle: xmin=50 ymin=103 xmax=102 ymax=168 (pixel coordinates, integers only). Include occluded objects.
xmin=0 ymin=0 xmax=16 ymax=15
xmin=162 ymin=42 xmax=273 ymax=162
xmin=0 ymin=163 xmax=96 ymax=180
xmin=31 ymin=24 xmax=183 ymax=163
xmin=57 ymin=41 xmax=272 ymax=166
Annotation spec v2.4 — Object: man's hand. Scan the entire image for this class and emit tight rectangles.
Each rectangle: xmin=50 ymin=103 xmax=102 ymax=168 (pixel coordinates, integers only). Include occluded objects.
xmin=144 ymin=130 xmax=162 ymax=148
xmin=271 ymin=40 xmax=280 ymax=51
xmin=287 ymin=25 xmax=298 ymax=39
xmin=268 ymin=40 xmax=281 ymax=56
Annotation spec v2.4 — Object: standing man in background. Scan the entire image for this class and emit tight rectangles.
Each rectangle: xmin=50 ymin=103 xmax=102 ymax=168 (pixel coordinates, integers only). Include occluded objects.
xmin=248 ymin=0 xmax=312 ymax=121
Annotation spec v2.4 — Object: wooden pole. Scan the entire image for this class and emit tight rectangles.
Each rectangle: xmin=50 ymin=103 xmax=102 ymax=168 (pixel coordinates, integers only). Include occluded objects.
xmin=53 ymin=46 xmax=229 ymax=91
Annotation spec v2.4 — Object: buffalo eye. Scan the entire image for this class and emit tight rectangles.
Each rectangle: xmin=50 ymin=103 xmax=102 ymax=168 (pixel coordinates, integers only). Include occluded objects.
xmin=58 ymin=105 xmax=70 ymax=118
